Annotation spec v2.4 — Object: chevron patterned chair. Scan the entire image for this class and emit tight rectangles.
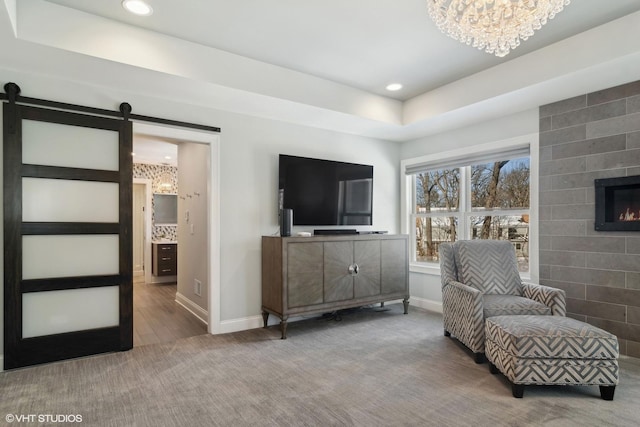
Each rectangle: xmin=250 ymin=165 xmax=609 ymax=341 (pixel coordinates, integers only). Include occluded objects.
xmin=439 ymin=240 xmax=566 ymax=363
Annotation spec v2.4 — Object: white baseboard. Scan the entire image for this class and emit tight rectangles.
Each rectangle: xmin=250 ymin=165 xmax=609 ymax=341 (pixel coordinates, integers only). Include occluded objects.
xmin=219 ymin=315 xmax=264 ymax=334
xmin=175 ymin=292 xmax=208 ymax=325
xmin=410 ymin=296 xmax=443 ymax=314
xmin=215 ymin=299 xmax=443 ymax=336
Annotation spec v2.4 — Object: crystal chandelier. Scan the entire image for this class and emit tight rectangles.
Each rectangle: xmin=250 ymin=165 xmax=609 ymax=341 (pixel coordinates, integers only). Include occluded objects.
xmin=426 ymin=0 xmax=571 ymax=57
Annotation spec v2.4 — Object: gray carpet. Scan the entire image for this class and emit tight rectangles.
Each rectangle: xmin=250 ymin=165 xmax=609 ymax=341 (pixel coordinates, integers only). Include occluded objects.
xmin=1 ymin=305 xmax=640 ymax=426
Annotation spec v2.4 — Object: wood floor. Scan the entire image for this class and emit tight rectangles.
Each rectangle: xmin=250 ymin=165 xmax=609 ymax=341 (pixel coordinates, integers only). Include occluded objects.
xmin=133 ymin=278 xmax=207 ymax=347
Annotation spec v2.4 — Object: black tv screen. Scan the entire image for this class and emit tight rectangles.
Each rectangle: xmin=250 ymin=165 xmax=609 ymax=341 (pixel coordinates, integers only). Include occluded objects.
xmin=279 ymin=155 xmax=373 ymax=226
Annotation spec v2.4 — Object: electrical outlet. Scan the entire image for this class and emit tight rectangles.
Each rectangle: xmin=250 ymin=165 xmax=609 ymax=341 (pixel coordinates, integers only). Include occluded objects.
xmin=194 ymin=279 xmax=202 ymax=296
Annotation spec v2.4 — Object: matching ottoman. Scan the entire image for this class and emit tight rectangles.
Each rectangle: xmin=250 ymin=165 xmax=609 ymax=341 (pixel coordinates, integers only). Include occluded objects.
xmin=485 ymin=315 xmax=619 ymax=400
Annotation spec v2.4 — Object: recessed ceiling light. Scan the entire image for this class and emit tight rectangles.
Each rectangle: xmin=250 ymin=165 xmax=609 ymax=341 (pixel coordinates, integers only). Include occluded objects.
xmin=386 ymin=83 xmax=403 ymax=91
xmin=122 ymin=0 xmax=153 ymax=16
xmin=164 ymin=155 xmax=172 ymax=160
xmin=131 ymin=152 xmax=136 ymax=156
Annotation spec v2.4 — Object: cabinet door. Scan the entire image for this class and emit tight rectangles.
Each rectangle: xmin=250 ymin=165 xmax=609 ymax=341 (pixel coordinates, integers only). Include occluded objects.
xmin=354 ymin=240 xmax=381 ymax=298
xmin=324 ymin=241 xmax=354 ymax=302
xmin=381 ymin=238 xmax=408 ymax=294
xmin=157 ymin=244 xmax=177 ymax=275
xmin=287 ymin=242 xmax=324 ymax=308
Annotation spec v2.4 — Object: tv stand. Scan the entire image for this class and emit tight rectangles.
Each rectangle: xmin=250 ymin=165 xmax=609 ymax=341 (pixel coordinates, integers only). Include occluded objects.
xmin=261 ymin=234 xmax=409 ymax=338
xmin=313 ymin=229 xmax=358 ymax=235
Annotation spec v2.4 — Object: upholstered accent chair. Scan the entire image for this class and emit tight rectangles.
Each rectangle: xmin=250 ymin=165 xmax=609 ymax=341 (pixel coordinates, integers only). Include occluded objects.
xmin=439 ymin=240 xmax=566 ymax=363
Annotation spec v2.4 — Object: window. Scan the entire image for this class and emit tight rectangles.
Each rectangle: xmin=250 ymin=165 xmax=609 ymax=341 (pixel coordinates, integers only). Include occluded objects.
xmin=402 ymin=138 xmax=536 ymax=276
xmin=414 ymin=168 xmax=460 ymax=262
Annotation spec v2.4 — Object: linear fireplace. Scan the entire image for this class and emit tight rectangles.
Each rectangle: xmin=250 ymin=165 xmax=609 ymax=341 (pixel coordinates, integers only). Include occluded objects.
xmin=595 ymin=175 xmax=640 ymax=231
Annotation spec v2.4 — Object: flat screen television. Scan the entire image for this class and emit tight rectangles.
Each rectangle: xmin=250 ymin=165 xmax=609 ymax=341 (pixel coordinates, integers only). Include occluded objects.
xmin=279 ymin=154 xmax=373 ymax=226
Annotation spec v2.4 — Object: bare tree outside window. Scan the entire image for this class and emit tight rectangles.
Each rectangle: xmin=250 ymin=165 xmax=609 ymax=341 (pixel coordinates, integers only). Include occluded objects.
xmin=471 ymin=159 xmax=529 ymax=210
xmin=415 ymin=169 xmax=459 ymax=262
xmin=471 ymin=158 xmax=530 ymax=271
xmin=413 ymin=157 xmax=530 ymax=271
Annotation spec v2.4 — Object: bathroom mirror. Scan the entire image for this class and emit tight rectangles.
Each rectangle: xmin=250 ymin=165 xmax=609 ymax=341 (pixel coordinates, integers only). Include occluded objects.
xmin=153 ymin=193 xmax=178 ymax=225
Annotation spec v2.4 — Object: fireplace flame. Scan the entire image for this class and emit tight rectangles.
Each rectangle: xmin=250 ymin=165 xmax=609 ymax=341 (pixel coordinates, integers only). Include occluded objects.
xmin=619 ymin=208 xmax=640 ymax=221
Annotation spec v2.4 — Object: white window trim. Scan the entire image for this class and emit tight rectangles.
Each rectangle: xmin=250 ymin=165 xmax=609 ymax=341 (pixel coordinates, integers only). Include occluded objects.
xmin=400 ymin=133 xmax=539 ymax=282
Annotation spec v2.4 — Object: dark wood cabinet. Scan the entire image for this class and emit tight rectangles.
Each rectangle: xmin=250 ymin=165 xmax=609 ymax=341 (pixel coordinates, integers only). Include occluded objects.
xmin=152 ymin=243 xmax=177 ymax=276
xmin=262 ymin=234 xmax=409 ymax=338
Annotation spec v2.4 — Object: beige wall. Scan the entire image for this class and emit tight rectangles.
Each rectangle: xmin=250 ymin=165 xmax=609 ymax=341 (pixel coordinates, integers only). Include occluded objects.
xmin=177 ymin=142 xmax=210 ymax=316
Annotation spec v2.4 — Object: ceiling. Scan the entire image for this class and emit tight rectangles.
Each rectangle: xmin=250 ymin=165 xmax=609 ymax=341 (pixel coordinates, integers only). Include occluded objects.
xmin=132 ymin=136 xmax=177 ymax=167
xmin=2 ymin=0 xmax=640 ymax=161
xmin=44 ymin=0 xmax=640 ymax=101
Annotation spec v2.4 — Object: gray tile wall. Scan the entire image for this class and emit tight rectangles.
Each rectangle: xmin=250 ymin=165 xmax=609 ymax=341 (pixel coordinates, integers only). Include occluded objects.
xmin=539 ymin=80 xmax=640 ymax=358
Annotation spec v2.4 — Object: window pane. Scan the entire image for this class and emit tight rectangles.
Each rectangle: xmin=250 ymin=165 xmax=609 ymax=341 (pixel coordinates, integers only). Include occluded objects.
xmin=471 ymin=157 xmax=529 ymax=210
xmin=415 ymin=169 xmax=460 ymax=212
xmin=469 ymin=215 xmax=529 ymax=272
xmin=415 ymin=216 xmax=458 ymax=263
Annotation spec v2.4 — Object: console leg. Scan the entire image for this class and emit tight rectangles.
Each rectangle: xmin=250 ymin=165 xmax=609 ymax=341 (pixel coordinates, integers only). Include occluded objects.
xmin=262 ymin=311 xmax=269 ymax=328
xmin=600 ymin=385 xmax=615 ymax=401
xmin=403 ymin=298 xmax=409 ymax=314
xmin=380 ymin=302 xmax=385 ymax=308
xmin=280 ymin=319 xmax=288 ymax=340
xmin=512 ymin=383 xmax=524 ymax=398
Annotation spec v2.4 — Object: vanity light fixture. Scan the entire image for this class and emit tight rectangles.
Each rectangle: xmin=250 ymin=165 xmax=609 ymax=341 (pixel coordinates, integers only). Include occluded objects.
xmin=158 ymin=171 xmax=173 ymax=192
xmin=386 ymin=83 xmax=403 ymax=91
xmin=122 ymin=0 xmax=153 ymax=16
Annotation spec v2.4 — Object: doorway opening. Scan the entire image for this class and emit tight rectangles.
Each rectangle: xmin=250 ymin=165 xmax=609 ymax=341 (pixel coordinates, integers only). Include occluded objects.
xmin=131 ymin=122 xmax=220 ymax=346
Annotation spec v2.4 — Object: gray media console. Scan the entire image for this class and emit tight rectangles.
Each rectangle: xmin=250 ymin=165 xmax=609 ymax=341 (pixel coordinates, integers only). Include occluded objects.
xmin=261 ymin=234 xmax=409 ymax=338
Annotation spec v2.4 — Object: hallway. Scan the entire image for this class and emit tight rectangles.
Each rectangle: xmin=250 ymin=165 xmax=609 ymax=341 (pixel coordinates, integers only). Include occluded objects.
xmin=133 ymin=279 xmax=207 ymax=346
